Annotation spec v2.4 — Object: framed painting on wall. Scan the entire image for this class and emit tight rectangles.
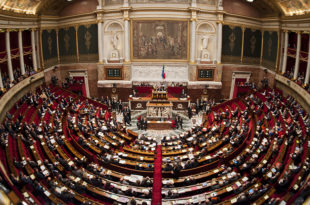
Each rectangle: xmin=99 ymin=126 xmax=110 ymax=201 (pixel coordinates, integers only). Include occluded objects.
xmin=131 ymin=19 xmax=189 ymax=61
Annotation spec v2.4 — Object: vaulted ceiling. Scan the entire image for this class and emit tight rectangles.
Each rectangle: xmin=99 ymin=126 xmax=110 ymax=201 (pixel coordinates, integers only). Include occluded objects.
xmin=0 ymin=0 xmax=75 ymax=15
xmin=0 ymin=0 xmax=309 ymax=17
xmin=242 ymin=0 xmax=310 ymax=17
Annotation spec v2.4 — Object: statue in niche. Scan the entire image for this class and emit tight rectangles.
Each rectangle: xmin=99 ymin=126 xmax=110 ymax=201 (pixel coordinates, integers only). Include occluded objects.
xmin=110 ymin=32 xmax=120 ymax=60
xmin=112 ymin=33 xmax=119 ymax=50
xmin=218 ymin=0 xmax=223 ymax=7
xmin=201 ymin=35 xmax=211 ymax=61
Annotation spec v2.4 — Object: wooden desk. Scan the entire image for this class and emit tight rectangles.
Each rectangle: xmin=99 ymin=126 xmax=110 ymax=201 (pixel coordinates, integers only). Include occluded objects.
xmin=147 ymin=120 xmax=172 ymax=130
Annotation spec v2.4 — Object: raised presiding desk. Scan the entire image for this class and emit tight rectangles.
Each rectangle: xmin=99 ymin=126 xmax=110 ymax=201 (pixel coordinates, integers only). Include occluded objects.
xmin=129 ymin=96 xmax=190 ymax=111
xmin=146 ymin=102 xmax=173 ymax=119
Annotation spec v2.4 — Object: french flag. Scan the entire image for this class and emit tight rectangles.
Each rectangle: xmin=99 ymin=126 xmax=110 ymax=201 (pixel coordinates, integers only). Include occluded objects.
xmin=162 ymin=65 xmax=166 ymax=79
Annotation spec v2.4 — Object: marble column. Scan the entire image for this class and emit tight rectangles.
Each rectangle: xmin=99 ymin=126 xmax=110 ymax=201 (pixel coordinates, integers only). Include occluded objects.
xmin=6 ymin=30 xmax=14 ymax=82
xmin=98 ymin=21 xmax=103 ymax=63
xmin=18 ymin=29 xmax=25 ymax=75
xmin=0 ymin=71 xmax=3 ymax=88
xmin=124 ymin=19 xmax=130 ymax=62
xmin=304 ymin=34 xmax=310 ymax=85
xmin=31 ymin=29 xmax=38 ymax=71
xmin=190 ymin=20 xmax=196 ymax=63
xmin=98 ymin=0 xmax=102 ymax=7
xmin=278 ymin=32 xmax=284 ymax=73
xmin=35 ymin=30 xmax=41 ymax=69
xmin=293 ymin=32 xmax=301 ymax=79
xmin=216 ymin=22 xmax=223 ymax=64
xmin=281 ymin=31 xmax=289 ymax=74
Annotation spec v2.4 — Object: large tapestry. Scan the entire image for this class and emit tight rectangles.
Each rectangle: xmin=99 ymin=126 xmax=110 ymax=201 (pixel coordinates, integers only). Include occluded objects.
xmin=58 ymin=27 xmax=77 ymax=63
xmin=42 ymin=29 xmax=58 ymax=68
xmin=131 ymin=20 xmax=188 ymax=61
xmin=243 ymin=28 xmax=262 ymax=65
xmin=222 ymin=25 xmax=243 ymax=64
xmin=78 ymin=24 xmax=98 ymax=62
xmin=262 ymin=31 xmax=278 ymax=71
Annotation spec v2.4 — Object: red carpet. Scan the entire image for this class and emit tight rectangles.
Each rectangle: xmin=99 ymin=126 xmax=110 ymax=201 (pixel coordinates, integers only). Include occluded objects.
xmin=152 ymin=145 xmax=162 ymax=205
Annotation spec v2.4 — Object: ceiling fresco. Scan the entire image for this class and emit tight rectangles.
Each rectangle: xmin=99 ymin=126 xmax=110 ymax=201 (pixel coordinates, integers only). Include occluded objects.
xmin=0 ymin=0 xmax=40 ymax=14
xmin=0 ymin=0 xmax=73 ymax=15
xmin=0 ymin=0 xmax=309 ymax=16
xmin=277 ymin=0 xmax=310 ymax=16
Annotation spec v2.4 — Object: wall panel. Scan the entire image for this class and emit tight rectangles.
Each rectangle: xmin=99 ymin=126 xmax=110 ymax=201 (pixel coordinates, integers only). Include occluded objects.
xmin=243 ymin=28 xmax=262 ymax=65
xmin=42 ymin=29 xmax=58 ymax=68
xmin=262 ymin=31 xmax=278 ymax=71
xmin=78 ymin=24 xmax=98 ymax=62
xmin=222 ymin=25 xmax=242 ymax=64
xmin=58 ymin=26 xmax=77 ymax=64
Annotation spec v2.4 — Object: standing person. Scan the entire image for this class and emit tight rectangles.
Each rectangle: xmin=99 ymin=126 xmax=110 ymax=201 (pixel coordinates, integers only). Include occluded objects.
xmin=188 ymin=106 xmax=192 ymax=119
xmin=175 ymin=117 xmax=179 ymax=129
xmin=118 ymin=99 xmax=123 ymax=113
xmin=178 ymin=116 xmax=183 ymax=129
xmin=128 ymin=107 xmax=132 ymax=122
xmin=142 ymin=118 xmax=147 ymax=130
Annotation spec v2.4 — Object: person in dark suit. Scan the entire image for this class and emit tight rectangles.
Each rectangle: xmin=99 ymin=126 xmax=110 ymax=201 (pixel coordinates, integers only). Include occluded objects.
xmin=188 ymin=106 xmax=192 ymax=119
xmin=177 ymin=116 xmax=183 ymax=129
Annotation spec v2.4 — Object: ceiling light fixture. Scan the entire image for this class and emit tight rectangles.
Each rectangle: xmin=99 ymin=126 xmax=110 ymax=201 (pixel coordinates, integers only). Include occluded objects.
xmin=247 ymin=0 xmax=254 ymax=2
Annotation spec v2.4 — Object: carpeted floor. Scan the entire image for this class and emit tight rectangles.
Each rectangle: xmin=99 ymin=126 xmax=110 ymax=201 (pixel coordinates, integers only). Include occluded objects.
xmin=121 ymin=110 xmax=203 ymax=138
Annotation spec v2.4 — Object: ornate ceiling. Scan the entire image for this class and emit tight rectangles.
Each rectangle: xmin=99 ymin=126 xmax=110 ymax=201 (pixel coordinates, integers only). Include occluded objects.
xmin=0 ymin=0 xmax=74 ymax=15
xmin=242 ymin=0 xmax=310 ymax=17
xmin=0 ymin=0 xmax=309 ymax=17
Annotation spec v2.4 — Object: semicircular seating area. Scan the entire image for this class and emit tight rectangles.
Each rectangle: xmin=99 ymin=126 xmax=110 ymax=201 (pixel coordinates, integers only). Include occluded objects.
xmin=0 ymin=85 xmax=309 ymax=205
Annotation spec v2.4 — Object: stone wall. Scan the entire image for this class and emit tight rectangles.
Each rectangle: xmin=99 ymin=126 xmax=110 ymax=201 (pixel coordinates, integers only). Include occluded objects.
xmin=223 ymin=0 xmax=262 ymax=18
xmin=44 ymin=63 xmax=99 ymax=97
xmin=59 ymin=0 xmax=98 ymax=17
xmin=221 ymin=65 xmax=275 ymax=99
